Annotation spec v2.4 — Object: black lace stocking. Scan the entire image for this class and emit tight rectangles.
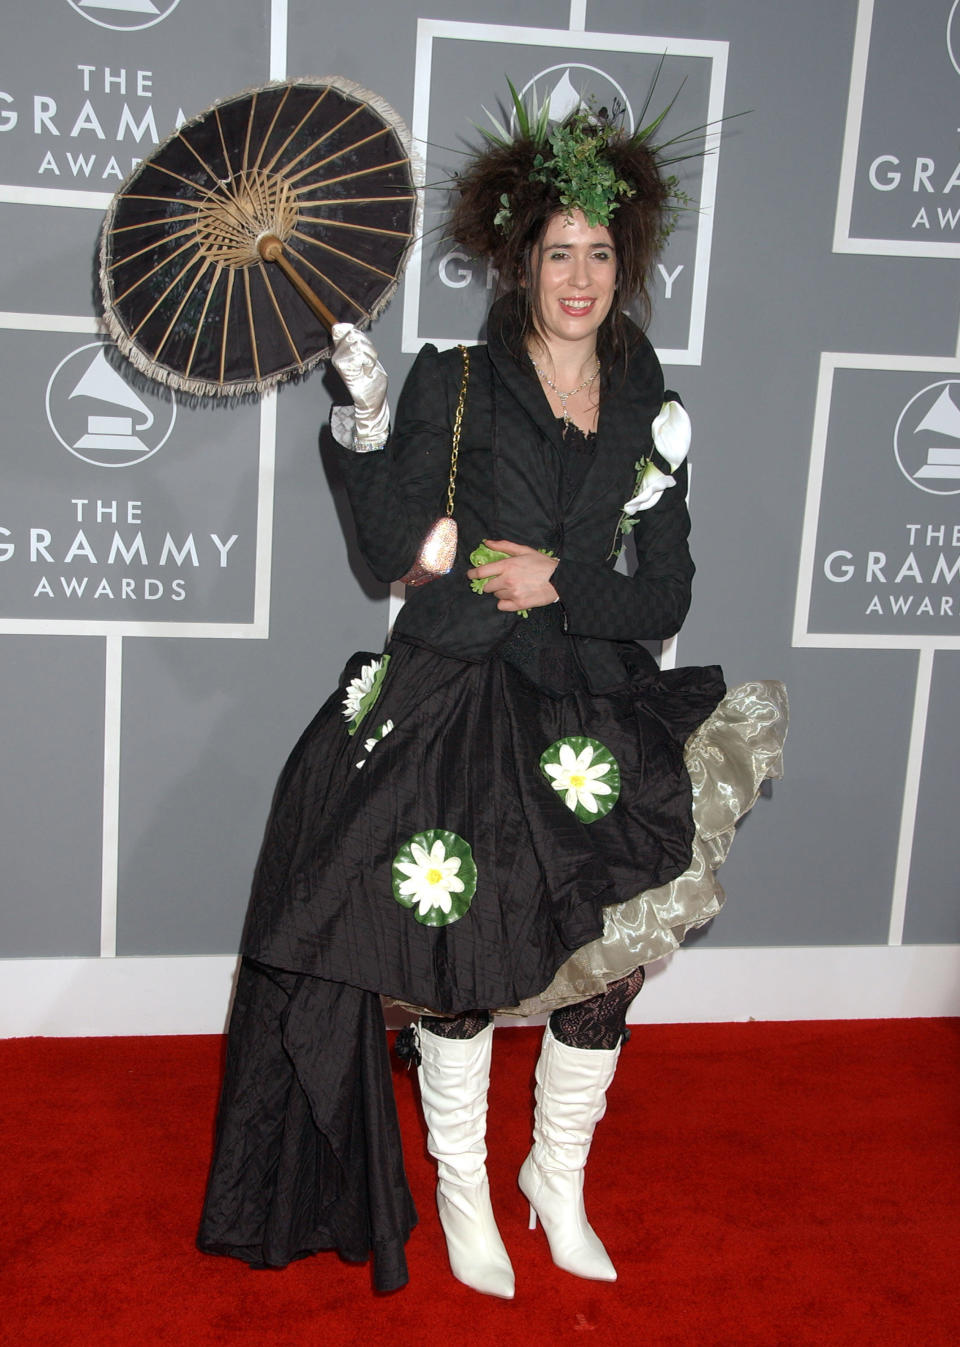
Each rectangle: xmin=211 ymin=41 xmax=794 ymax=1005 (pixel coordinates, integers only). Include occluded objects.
xmin=420 ymin=1009 xmax=491 ymax=1040
xmin=548 ymin=966 xmax=646 ymax=1050
xmin=414 ymin=967 xmax=644 ymax=1053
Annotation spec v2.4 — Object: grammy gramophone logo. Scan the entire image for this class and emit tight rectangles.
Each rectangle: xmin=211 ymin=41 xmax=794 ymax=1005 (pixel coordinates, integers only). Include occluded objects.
xmin=949 ymin=0 xmax=960 ymax=77
xmin=894 ymin=381 xmax=960 ymax=496
xmin=65 ymin=0 xmax=181 ymax=32
xmin=45 ymin=342 xmax=176 ymax=468
xmin=513 ymin=64 xmax=636 ymax=132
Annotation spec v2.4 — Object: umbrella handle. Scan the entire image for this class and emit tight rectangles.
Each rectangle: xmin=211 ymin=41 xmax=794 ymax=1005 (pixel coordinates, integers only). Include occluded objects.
xmin=257 ymin=234 xmax=337 ymax=334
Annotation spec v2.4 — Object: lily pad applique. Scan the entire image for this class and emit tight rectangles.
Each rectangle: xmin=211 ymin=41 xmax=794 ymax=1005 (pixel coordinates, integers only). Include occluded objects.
xmin=540 ymin=736 xmax=621 ymax=822
xmin=342 ymin=654 xmax=390 ymax=736
xmin=392 ymin=829 xmax=477 ymax=926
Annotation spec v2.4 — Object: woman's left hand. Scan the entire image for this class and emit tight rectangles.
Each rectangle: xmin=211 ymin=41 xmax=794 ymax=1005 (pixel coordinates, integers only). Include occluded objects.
xmin=467 ymin=539 xmax=559 ymax=612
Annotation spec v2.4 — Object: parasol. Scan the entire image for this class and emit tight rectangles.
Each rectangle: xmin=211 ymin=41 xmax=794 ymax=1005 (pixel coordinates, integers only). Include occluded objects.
xmin=99 ymin=77 xmax=419 ymax=397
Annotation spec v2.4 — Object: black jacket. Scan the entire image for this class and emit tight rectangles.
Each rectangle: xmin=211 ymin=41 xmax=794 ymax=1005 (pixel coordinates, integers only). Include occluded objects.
xmin=338 ymin=302 xmax=695 ymax=693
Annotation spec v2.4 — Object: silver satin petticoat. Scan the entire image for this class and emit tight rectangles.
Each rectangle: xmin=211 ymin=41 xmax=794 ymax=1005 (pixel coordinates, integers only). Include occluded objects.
xmin=499 ymin=679 xmax=789 ymax=1015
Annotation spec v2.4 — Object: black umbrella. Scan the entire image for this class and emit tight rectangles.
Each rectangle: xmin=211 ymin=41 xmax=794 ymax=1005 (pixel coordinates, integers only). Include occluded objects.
xmin=99 ymin=76 xmax=418 ymax=396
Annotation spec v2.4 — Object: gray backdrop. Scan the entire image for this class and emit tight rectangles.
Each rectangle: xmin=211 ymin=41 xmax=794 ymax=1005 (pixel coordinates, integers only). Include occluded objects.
xmin=1 ymin=1 xmax=956 ymax=984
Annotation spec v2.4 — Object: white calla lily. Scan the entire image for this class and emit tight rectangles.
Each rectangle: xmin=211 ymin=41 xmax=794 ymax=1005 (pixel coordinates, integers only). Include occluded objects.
xmin=651 ymin=399 xmax=691 ymax=470
xmin=619 ymin=401 xmax=691 ymax=516
xmin=622 ymin=461 xmax=676 ymax=515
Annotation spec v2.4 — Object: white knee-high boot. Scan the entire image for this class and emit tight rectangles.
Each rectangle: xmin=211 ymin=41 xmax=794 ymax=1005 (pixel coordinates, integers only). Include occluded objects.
xmin=417 ymin=1020 xmax=515 ymax=1299
xmin=518 ymin=1023 xmax=620 ymax=1281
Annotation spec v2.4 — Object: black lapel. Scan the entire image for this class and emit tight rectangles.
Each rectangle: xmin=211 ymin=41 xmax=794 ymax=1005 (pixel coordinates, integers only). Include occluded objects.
xmin=484 ymin=301 xmax=664 ymax=539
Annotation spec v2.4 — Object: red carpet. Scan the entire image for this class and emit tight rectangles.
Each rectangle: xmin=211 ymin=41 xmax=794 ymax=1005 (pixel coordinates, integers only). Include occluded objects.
xmin=3 ymin=1019 xmax=958 ymax=1346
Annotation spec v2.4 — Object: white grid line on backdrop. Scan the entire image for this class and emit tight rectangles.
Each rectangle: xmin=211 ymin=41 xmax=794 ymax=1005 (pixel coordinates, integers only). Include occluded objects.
xmin=793 ymin=351 xmax=960 ymax=653
xmin=2 ymin=945 xmax=959 ymax=1038
xmin=100 ymin=635 xmax=123 ymax=959
xmin=834 ymin=0 xmax=960 ymax=259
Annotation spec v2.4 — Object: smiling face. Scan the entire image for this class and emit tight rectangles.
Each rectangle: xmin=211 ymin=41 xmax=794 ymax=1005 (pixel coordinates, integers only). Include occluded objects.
xmin=531 ymin=209 xmax=617 ymax=355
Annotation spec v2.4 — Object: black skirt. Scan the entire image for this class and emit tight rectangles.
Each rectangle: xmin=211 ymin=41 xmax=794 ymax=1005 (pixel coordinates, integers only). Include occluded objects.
xmin=198 ymin=640 xmax=785 ymax=1286
xmin=241 ymin=639 xmax=725 ymax=1016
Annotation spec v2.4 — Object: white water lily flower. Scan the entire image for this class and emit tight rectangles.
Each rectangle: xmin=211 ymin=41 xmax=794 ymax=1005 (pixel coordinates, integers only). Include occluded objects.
xmin=394 ymin=838 xmax=465 ymax=917
xmin=543 ymin=741 xmax=613 ymax=814
xmin=342 ymin=658 xmax=384 ymax=722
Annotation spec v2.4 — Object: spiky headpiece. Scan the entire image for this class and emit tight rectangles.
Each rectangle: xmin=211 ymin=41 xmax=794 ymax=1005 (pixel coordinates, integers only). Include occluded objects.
xmin=449 ymin=79 xmax=691 ymax=329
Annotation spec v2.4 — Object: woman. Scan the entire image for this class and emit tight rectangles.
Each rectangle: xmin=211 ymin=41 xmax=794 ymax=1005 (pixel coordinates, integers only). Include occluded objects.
xmin=198 ymin=100 xmax=787 ymax=1298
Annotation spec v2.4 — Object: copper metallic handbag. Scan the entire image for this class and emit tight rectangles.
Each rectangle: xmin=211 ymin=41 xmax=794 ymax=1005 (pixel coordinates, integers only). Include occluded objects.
xmin=399 ymin=344 xmax=470 ymax=587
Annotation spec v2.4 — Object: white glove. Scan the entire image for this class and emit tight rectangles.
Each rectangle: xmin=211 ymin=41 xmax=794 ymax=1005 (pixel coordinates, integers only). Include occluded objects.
xmin=330 ymin=323 xmax=390 ymax=447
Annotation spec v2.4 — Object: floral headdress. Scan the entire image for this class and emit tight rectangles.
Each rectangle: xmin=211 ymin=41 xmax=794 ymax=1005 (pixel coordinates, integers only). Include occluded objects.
xmin=483 ymin=80 xmax=686 ymax=238
xmin=448 ymin=74 xmax=704 ymax=337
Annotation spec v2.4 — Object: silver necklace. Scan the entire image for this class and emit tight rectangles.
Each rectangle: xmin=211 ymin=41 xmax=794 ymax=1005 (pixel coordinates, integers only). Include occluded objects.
xmin=529 ymin=354 xmax=601 ymax=428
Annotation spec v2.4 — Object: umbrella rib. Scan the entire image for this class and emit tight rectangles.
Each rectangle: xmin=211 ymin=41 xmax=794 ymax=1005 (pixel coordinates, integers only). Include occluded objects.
xmin=285 ymin=248 xmax=370 ymax=318
xmin=142 ymin=163 xmax=270 ymax=247
xmin=112 ymin=238 xmax=201 ymax=307
xmin=261 ymin=88 xmax=333 ymax=175
xmin=144 ymin=162 xmax=254 ymax=237
xmin=271 ymin=103 xmax=365 ymax=178
xmin=212 ymin=180 xmax=275 ymax=241
xmin=110 ymin=193 xmax=208 ymax=211
xmin=288 ymin=156 xmax=410 ymax=191
xmin=284 ymin=125 xmax=392 ymax=185
xmin=109 ymin=211 xmax=206 ymax=235
xmin=289 ymin=228 xmax=396 ymax=281
xmin=158 ymin=143 xmax=265 ymax=242
xmin=252 ymin=163 xmax=273 ymax=223
xmin=144 ymin=154 xmax=269 ymax=242
xmin=257 ymin=260 xmax=302 ymax=365
xmin=219 ymin=267 xmax=236 ymax=386
xmin=184 ymin=264 xmax=223 ymax=381
xmin=252 ymin=85 xmax=292 ymax=173
xmin=241 ymin=91 xmax=258 ymax=176
xmin=295 ymin=193 xmax=416 ymax=208
xmin=242 ymin=266 xmax=261 ymax=383
xmin=108 ymin=222 xmax=204 ymax=268
xmin=148 ymin=159 xmax=222 ymax=195
xmin=178 ymin=131 xmax=238 ymax=200
xmin=214 ymin=107 xmax=235 ymax=181
xmin=128 ymin=248 xmax=205 ymax=339
xmin=296 ymin=215 xmax=412 ymax=239
xmin=153 ymin=257 xmax=213 ymax=363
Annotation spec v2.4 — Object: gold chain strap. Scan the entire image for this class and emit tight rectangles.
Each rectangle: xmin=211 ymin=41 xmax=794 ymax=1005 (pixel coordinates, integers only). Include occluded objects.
xmin=445 ymin=344 xmax=470 ymax=519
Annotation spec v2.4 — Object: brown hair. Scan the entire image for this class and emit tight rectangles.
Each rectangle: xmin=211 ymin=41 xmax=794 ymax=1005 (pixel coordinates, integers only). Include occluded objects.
xmin=448 ymin=126 xmax=671 ymax=370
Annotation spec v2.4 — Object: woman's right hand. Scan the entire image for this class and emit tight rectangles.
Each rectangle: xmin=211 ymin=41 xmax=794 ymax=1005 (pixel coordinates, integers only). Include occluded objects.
xmin=331 ymin=323 xmax=390 ymax=445
xmin=467 ymin=539 xmax=560 ymax=612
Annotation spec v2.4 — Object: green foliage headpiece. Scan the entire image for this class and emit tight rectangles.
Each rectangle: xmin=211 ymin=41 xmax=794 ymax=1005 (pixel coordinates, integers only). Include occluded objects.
xmin=472 ymin=78 xmax=691 ymax=243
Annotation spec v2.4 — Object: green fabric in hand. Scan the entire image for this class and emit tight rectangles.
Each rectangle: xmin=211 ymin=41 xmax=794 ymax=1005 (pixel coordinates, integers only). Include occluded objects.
xmin=468 ymin=543 xmax=554 ymax=618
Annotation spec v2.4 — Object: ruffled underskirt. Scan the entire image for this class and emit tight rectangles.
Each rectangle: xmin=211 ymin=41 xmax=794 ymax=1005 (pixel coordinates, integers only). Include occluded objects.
xmin=242 ymin=635 xmax=786 ymax=1017
xmin=499 ymin=680 xmax=788 ymax=1014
